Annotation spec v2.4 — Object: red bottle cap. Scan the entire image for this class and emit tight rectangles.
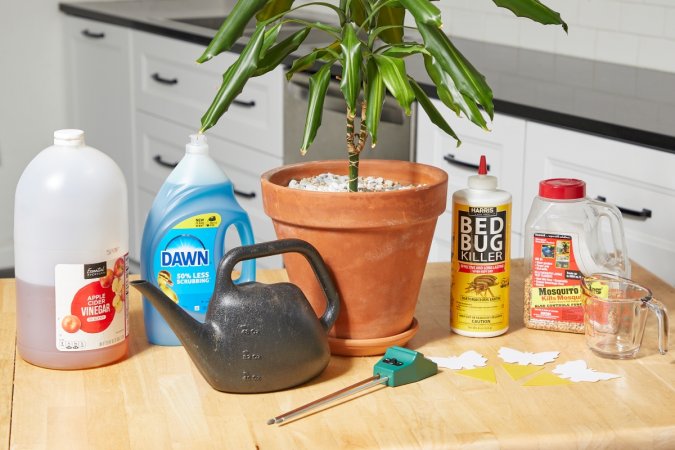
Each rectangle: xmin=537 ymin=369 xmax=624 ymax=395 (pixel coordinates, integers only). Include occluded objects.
xmin=538 ymin=178 xmax=585 ymax=199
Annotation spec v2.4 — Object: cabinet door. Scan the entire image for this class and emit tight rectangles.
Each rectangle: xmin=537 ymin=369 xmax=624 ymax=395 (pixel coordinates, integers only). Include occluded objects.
xmin=524 ymin=122 xmax=675 ymax=285
xmin=416 ymin=99 xmax=526 ymax=261
xmin=133 ymin=31 xmax=284 ymax=158
xmin=63 ymin=16 xmax=137 ymax=258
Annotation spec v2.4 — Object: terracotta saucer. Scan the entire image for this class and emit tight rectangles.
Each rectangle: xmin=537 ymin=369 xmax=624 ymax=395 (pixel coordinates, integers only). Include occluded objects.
xmin=327 ymin=318 xmax=420 ymax=357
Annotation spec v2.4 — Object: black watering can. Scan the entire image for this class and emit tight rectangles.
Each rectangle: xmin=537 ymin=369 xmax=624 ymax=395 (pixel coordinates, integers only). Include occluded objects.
xmin=131 ymin=239 xmax=340 ymax=393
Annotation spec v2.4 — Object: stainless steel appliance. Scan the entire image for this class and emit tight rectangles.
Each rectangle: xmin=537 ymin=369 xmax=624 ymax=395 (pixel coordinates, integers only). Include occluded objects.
xmin=283 ymin=72 xmax=414 ymax=164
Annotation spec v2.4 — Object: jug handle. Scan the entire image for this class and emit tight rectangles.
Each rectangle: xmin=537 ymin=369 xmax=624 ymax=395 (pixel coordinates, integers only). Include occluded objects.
xmin=216 ymin=239 xmax=340 ymax=332
xmin=645 ymin=298 xmax=669 ymax=355
xmin=589 ymin=199 xmax=630 ymax=274
xmin=231 ymin=219 xmax=256 ymax=284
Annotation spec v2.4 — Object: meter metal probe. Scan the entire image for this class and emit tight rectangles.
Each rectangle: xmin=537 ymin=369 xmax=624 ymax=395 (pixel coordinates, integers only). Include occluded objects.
xmin=267 ymin=346 xmax=438 ymax=425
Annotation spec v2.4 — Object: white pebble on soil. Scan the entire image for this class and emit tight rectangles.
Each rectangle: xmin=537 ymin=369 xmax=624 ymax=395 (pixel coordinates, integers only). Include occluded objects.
xmin=288 ymin=173 xmax=421 ymax=192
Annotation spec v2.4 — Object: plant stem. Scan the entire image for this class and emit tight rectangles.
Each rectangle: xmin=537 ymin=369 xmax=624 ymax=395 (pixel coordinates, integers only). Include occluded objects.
xmin=346 ymin=101 xmax=368 ymax=192
xmin=348 ymin=151 xmax=359 ymax=192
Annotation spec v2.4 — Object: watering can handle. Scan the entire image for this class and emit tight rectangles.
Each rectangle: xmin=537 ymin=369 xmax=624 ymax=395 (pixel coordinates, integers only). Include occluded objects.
xmin=216 ymin=239 xmax=340 ymax=332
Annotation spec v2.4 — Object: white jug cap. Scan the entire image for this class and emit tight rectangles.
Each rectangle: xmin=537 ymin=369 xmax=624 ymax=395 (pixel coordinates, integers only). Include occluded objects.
xmin=186 ymin=133 xmax=209 ymax=155
xmin=54 ymin=129 xmax=85 ymax=146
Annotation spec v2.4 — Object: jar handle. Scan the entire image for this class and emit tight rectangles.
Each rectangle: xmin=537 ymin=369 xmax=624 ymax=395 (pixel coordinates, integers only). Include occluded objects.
xmin=590 ymin=199 xmax=630 ymax=274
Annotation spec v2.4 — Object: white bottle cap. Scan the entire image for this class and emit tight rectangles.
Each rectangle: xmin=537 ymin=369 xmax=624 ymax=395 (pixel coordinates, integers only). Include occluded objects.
xmin=54 ymin=129 xmax=85 ymax=147
xmin=186 ymin=133 xmax=209 ymax=155
xmin=468 ymin=155 xmax=498 ymax=190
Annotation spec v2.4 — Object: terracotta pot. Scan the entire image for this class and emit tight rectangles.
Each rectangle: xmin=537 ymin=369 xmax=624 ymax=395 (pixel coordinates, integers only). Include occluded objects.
xmin=261 ymin=160 xmax=448 ymax=355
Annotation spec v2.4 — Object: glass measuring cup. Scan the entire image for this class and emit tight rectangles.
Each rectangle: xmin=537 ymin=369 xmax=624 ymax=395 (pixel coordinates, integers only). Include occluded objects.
xmin=581 ymin=273 xmax=669 ymax=359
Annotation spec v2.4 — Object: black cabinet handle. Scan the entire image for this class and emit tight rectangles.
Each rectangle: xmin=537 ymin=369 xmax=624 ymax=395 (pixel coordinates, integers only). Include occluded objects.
xmin=82 ymin=29 xmax=105 ymax=39
xmin=595 ymin=196 xmax=652 ymax=220
xmin=152 ymin=155 xmax=255 ymax=199
xmin=443 ymin=154 xmax=490 ymax=172
xmin=234 ymin=189 xmax=256 ymax=199
xmin=153 ymin=154 xmax=178 ymax=168
xmin=232 ymin=99 xmax=256 ymax=108
xmin=151 ymin=73 xmax=178 ymax=85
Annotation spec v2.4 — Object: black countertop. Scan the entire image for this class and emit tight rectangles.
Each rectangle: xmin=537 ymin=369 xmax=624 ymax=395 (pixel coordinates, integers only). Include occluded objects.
xmin=60 ymin=0 xmax=675 ymax=154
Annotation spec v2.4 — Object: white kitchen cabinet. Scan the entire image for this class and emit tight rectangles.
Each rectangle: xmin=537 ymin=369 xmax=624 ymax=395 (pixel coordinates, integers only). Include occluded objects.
xmin=523 ymin=122 xmax=675 ymax=285
xmin=63 ymin=16 xmax=137 ymax=259
xmin=131 ymin=30 xmax=285 ymax=269
xmin=416 ymin=99 xmax=527 ymax=262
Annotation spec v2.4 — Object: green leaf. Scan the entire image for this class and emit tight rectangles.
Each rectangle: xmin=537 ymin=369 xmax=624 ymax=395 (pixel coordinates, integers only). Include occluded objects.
xmin=350 ymin=0 xmax=369 ymax=28
xmin=410 ymin=78 xmax=460 ymax=144
xmin=492 ymin=0 xmax=568 ymax=32
xmin=373 ymin=54 xmax=414 ymax=115
xmin=417 ymin=22 xmax=494 ymax=118
xmin=396 ymin=0 xmax=442 ymax=27
xmin=254 ymin=27 xmax=310 ymax=76
xmin=256 ymin=0 xmax=294 ymax=21
xmin=261 ymin=22 xmax=282 ymax=55
xmin=286 ymin=41 xmax=341 ymax=80
xmin=381 ymin=43 xmax=428 ymax=58
xmin=376 ymin=5 xmax=405 ymax=44
xmin=200 ymin=25 xmax=266 ymax=132
xmin=197 ymin=0 xmax=269 ymax=63
xmin=423 ymin=54 xmax=488 ymax=130
xmin=301 ymin=62 xmax=334 ymax=154
xmin=365 ymin=58 xmax=385 ymax=146
xmin=340 ymin=23 xmax=363 ymax=115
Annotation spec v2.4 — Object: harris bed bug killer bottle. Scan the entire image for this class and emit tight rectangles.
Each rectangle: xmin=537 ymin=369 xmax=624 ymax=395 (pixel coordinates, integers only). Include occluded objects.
xmin=450 ymin=155 xmax=511 ymax=337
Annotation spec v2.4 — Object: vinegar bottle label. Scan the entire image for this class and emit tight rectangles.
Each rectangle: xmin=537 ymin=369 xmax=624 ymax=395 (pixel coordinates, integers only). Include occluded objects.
xmin=451 ymin=203 xmax=510 ymax=334
xmin=54 ymin=253 xmax=129 ymax=351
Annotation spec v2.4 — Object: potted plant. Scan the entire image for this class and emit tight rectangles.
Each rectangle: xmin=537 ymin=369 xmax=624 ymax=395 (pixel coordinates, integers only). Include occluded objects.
xmin=196 ymin=0 xmax=566 ymax=355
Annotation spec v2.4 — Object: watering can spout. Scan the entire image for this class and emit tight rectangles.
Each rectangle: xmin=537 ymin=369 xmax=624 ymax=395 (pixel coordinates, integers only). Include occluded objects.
xmin=131 ymin=280 xmax=206 ymax=349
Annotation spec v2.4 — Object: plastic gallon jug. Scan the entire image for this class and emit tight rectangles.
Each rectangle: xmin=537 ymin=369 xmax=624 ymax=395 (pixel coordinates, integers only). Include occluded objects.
xmin=140 ymin=134 xmax=256 ymax=346
xmin=523 ymin=178 xmax=630 ymax=334
xmin=14 ymin=129 xmax=129 ymax=370
xmin=450 ymin=155 xmax=511 ymax=337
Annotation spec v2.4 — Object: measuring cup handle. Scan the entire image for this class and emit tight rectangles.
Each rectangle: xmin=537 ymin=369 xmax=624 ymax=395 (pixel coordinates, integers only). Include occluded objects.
xmin=646 ymin=298 xmax=669 ymax=355
xmin=216 ymin=239 xmax=340 ymax=332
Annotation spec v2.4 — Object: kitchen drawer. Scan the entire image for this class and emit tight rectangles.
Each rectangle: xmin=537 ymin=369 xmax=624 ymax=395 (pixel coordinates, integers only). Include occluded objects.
xmin=416 ymin=102 xmax=527 ymax=234
xmin=524 ymin=122 xmax=675 ymax=284
xmin=132 ymin=30 xmax=284 ymax=158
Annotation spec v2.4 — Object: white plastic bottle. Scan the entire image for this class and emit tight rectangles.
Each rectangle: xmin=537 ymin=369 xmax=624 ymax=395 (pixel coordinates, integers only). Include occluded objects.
xmin=450 ymin=155 xmax=511 ymax=337
xmin=14 ymin=129 xmax=129 ymax=369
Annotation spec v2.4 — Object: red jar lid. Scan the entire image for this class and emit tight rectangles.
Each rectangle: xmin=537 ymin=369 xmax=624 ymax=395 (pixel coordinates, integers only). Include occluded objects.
xmin=539 ymin=178 xmax=585 ymax=199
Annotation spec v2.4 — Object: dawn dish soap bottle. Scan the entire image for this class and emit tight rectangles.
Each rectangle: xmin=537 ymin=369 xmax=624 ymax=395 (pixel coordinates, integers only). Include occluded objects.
xmin=140 ymin=134 xmax=256 ymax=345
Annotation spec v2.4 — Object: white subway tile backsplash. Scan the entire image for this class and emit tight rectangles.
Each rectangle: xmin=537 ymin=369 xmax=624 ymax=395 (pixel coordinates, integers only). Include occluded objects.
xmin=555 ymin=26 xmax=596 ymax=59
xmin=433 ymin=0 xmax=675 ymax=73
xmin=665 ymin=9 xmax=675 ymax=40
xmin=637 ymin=36 xmax=675 ymax=73
xmin=620 ymin=3 xmax=666 ymax=37
xmin=596 ymin=31 xmax=639 ymax=66
xmin=484 ymin=13 xmax=520 ymax=47
xmin=577 ymin=0 xmax=622 ymax=31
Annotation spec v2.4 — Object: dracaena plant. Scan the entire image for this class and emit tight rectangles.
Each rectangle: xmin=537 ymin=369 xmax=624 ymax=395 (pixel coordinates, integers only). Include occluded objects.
xmin=197 ymin=0 xmax=566 ymax=192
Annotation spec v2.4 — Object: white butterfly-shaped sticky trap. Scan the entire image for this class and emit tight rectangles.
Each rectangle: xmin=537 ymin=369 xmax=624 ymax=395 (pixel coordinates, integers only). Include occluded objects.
xmin=429 ymin=351 xmax=487 ymax=370
xmin=552 ymin=360 xmax=620 ymax=382
xmin=498 ymin=347 xmax=559 ymax=366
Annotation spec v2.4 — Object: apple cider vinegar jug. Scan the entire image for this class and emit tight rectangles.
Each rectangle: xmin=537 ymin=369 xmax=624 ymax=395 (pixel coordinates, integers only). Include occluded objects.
xmin=14 ymin=129 xmax=129 ymax=369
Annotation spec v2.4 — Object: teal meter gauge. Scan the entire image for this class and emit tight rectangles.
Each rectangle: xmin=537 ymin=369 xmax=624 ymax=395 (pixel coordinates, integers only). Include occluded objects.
xmin=268 ymin=346 xmax=438 ymax=425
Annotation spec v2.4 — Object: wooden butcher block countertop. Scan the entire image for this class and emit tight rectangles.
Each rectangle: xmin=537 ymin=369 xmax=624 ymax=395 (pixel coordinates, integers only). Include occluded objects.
xmin=0 ymin=260 xmax=673 ymax=449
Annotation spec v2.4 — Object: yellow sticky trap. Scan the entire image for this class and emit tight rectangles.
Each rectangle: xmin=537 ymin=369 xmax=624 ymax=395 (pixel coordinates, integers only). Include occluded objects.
xmin=501 ymin=363 xmax=543 ymax=380
xmin=455 ymin=367 xmax=496 ymax=384
xmin=523 ymin=372 xmax=573 ymax=386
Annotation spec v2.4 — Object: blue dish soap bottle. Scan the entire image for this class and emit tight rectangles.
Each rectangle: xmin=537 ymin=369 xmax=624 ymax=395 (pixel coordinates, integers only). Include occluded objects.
xmin=140 ymin=134 xmax=256 ymax=345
